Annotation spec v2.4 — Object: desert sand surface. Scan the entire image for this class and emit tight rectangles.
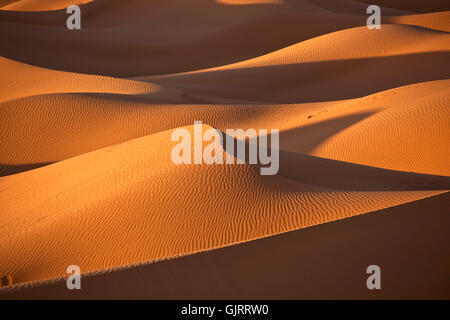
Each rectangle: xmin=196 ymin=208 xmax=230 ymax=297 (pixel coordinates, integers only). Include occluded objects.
xmin=2 ymin=191 xmax=449 ymax=299
xmin=0 ymin=0 xmax=449 ymax=299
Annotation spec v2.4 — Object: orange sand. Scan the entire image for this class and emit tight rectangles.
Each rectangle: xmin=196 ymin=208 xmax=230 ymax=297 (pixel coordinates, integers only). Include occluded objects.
xmin=0 ymin=0 xmax=449 ymax=299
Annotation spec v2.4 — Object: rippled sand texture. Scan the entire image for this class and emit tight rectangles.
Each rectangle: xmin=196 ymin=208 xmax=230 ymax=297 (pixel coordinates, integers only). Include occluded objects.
xmin=0 ymin=0 xmax=449 ymax=299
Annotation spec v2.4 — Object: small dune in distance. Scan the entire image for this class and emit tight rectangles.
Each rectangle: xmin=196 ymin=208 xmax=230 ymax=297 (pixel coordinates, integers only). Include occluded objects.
xmin=0 ymin=0 xmax=449 ymax=299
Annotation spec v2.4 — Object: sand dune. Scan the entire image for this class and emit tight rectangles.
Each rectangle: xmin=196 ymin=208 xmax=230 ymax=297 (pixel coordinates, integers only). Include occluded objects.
xmin=0 ymin=124 xmax=448 ymax=285
xmin=388 ymin=11 xmax=450 ymax=32
xmin=1 ymin=80 xmax=448 ymax=176
xmin=0 ymin=2 xmax=447 ymax=76
xmin=2 ymin=191 xmax=448 ymax=299
xmin=0 ymin=57 xmax=179 ymax=104
xmin=0 ymin=0 xmax=449 ymax=299
xmin=136 ymin=24 xmax=450 ymax=103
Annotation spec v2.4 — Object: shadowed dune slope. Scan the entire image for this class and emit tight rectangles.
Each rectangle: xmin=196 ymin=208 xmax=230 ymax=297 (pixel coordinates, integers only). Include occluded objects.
xmin=355 ymin=0 xmax=450 ymax=13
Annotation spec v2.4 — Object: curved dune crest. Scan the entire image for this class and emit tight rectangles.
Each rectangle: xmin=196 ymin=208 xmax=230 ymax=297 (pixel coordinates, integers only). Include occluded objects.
xmin=0 ymin=57 xmax=180 ymax=104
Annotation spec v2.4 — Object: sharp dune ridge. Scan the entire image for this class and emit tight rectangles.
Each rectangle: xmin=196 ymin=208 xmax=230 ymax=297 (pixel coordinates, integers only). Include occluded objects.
xmin=0 ymin=0 xmax=449 ymax=299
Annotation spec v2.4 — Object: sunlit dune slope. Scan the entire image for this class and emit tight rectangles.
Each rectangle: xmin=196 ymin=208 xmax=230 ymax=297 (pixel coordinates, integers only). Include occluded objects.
xmin=279 ymin=80 xmax=450 ymax=176
xmin=0 ymin=124 xmax=448 ymax=285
